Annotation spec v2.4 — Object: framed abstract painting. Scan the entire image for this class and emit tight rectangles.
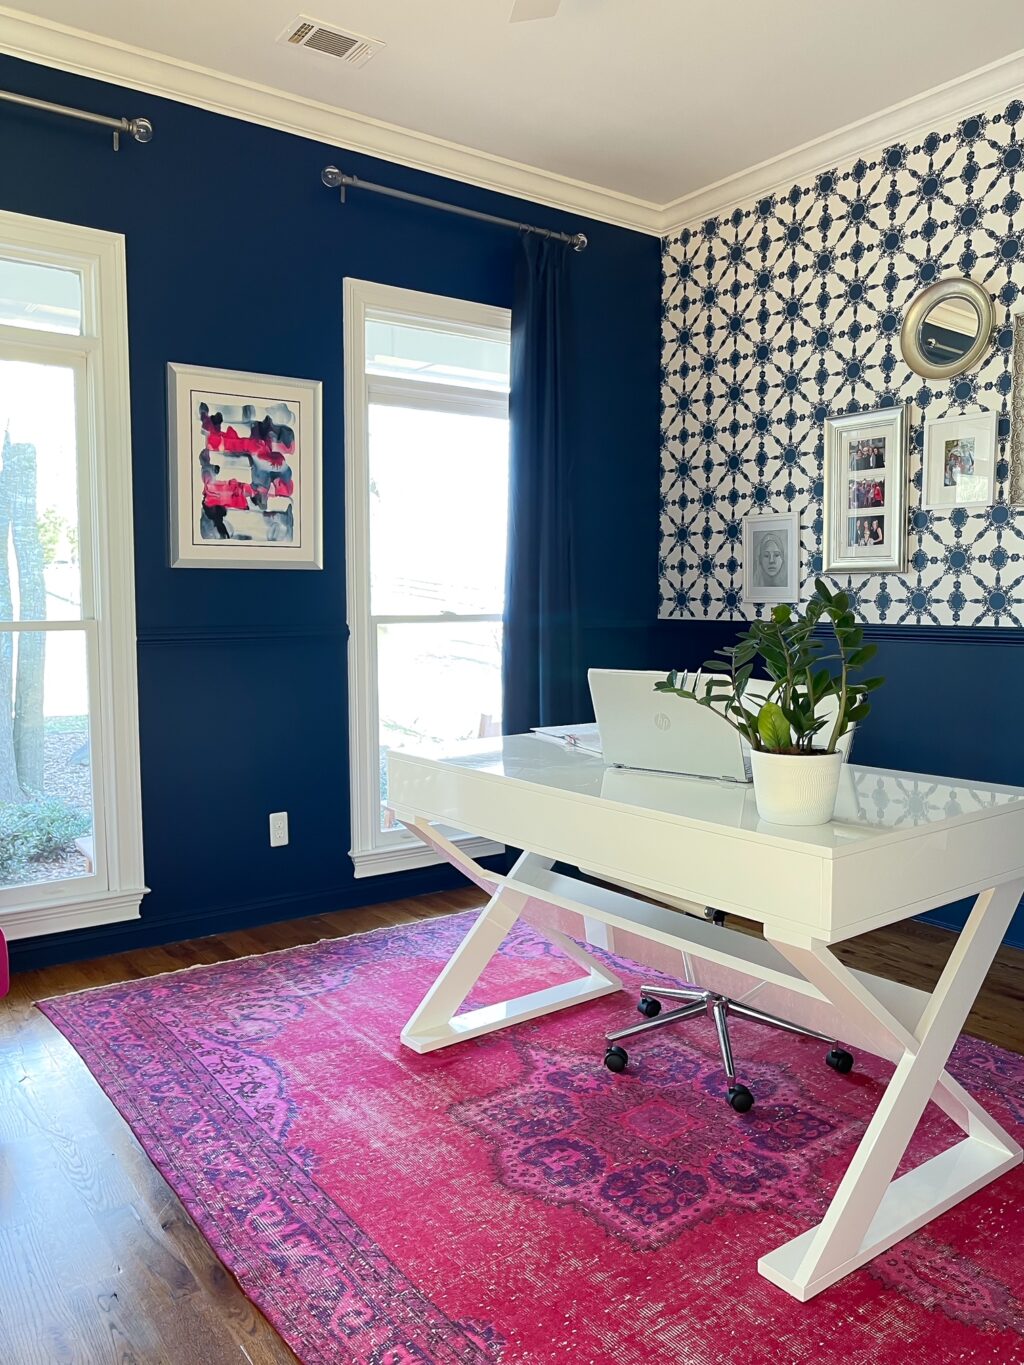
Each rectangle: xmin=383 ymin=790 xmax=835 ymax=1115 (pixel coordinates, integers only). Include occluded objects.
xmin=168 ymin=363 xmax=323 ymax=569
xmin=823 ymin=403 xmax=908 ymax=574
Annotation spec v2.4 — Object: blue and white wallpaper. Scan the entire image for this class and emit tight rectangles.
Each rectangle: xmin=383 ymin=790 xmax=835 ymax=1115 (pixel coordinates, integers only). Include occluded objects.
xmin=660 ymin=98 xmax=1024 ymax=626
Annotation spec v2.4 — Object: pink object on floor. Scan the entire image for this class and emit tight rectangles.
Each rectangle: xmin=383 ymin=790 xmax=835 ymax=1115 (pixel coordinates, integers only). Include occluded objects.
xmin=37 ymin=914 xmax=1024 ymax=1365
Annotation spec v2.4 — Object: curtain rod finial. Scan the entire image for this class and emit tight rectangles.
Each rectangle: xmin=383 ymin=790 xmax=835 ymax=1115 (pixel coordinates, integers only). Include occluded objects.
xmin=322 ymin=165 xmax=344 ymax=188
xmin=569 ymin=233 xmax=588 ymax=253
xmin=128 ymin=117 xmax=153 ymax=144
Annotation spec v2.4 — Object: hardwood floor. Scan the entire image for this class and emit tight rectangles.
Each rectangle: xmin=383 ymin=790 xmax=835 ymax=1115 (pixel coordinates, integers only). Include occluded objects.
xmin=1 ymin=888 xmax=1022 ymax=1362
xmin=0 ymin=890 xmax=474 ymax=1365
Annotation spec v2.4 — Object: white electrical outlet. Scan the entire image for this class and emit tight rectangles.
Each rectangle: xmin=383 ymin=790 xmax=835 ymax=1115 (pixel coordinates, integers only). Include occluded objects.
xmin=269 ymin=811 xmax=289 ymax=847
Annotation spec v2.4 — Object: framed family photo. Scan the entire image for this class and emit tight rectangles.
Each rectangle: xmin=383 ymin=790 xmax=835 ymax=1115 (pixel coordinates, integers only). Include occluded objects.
xmin=168 ymin=363 xmax=323 ymax=569
xmin=922 ymin=409 xmax=998 ymax=511
xmin=743 ymin=511 xmax=799 ymax=605
xmin=823 ymin=404 xmax=908 ymax=573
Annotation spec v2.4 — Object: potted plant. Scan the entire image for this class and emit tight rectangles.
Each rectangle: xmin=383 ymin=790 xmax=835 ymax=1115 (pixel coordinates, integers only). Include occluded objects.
xmin=655 ymin=580 xmax=883 ymax=826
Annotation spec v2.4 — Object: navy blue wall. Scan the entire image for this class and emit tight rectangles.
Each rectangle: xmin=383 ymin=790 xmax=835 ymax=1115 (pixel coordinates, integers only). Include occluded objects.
xmin=651 ymin=619 xmax=1024 ymax=947
xmin=0 ymin=54 xmax=661 ymax=969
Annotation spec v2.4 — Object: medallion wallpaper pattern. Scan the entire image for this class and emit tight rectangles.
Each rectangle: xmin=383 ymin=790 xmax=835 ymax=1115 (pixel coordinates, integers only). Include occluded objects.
xmin=660 ymin=98 xmax=1024 ymax=626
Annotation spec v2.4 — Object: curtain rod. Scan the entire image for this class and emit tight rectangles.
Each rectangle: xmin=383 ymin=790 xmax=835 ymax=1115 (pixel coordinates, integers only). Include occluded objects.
xmin=321 ymin=166 xmax=588 ymax=252
xmin=0 ymin=89 xmax=153 ymax=151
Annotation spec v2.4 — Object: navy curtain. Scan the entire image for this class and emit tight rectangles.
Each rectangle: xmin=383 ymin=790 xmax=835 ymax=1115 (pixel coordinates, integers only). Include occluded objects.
xmin=502 ymin=235 xmax=584 ymax=734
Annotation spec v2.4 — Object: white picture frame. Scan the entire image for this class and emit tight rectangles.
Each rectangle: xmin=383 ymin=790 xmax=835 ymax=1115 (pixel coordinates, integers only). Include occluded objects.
xmin=922 ymin=408 xmax=998 ymax=511
xmin=743 ymin=511 xmax=799 ymax=605
xmin=823 ymin=404 xmax=908 ymax=573
xmin=168 ymin=363 xmax=323 ymax=569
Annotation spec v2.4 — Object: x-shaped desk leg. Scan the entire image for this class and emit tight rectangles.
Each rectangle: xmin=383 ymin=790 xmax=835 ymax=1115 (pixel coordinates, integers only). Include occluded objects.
xmin=760 ymin=879 xmax=1024 ymax=1300
xmin=399 ymin=822 xmax=622 ymax=1054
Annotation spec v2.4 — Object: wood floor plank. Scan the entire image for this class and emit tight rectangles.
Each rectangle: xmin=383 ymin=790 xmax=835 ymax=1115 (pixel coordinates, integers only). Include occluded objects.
xmin=2 ymin=885 xmax=1023 ymax=1361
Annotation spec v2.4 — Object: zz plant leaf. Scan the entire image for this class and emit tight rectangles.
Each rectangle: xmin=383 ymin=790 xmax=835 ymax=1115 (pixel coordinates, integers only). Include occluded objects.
xmin=757 ymin=702 xmax=792 ymax=752
xmin=658 ymin=578 xmax=885 ymax=756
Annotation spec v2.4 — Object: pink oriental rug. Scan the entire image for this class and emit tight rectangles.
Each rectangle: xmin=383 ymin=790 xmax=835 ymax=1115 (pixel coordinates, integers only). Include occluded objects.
xmin=38 ymin=913 xmax=1024 ymax=1365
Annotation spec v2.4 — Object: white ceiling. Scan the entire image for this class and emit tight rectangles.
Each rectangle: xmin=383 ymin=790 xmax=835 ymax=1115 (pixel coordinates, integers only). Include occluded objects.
xmin=4 ymin=1 xmax=1024 ymax=221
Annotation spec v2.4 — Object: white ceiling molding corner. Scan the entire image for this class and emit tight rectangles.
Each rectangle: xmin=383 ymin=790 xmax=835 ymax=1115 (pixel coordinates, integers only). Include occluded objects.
xmin=658 ymin=47 xmax=1024 ymax=239
xmin=5 ymin=5 xmax=1024 ymax=246
xmin=0 ymin=4 xmax=665 ymax=236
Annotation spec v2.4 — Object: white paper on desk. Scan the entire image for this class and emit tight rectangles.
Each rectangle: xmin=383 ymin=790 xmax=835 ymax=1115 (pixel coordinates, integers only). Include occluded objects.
xmin=530 ymin=723 xmax=603 ymax=756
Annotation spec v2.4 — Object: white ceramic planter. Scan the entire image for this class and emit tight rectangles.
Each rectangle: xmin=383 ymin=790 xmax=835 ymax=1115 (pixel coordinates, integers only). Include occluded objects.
xmin=749 ymin=749 xmax=843 ymax=826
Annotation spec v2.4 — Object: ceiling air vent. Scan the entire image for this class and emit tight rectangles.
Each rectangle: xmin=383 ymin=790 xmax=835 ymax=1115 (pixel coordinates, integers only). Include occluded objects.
xmin=278 ymin=16 xmax=384 ymax=68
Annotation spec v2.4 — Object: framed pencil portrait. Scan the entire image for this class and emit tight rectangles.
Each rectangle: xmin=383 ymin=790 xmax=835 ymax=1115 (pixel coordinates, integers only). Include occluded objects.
xmin=823 ymin=404 xmax=908 ymax=573
xmin=922 ymin=408 xmax=998 ymax=511
xmin=743 ymin=511 xmax=799 ymax=605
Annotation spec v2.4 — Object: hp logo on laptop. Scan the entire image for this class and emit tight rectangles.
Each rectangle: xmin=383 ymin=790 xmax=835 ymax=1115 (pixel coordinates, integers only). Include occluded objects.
xmin=654 ymin=712 xmax=672 ymax=731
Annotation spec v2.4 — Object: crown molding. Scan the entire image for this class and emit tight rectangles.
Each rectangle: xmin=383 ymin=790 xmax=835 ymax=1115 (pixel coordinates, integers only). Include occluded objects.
xmin=659 ymin=47 xmax=1024 ymax=238
xmin=6 ymin=7 xmax=1024 ymax=245
xmin=0 ymin=5 xmax=665 ymax=237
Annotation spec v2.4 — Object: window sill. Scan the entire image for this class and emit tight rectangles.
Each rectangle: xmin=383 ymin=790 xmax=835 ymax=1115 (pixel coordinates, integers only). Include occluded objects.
xmin=351 ymin=836 xmax=504 ymax=879
xmin=0 ymin=887 xmax=148 ymax=940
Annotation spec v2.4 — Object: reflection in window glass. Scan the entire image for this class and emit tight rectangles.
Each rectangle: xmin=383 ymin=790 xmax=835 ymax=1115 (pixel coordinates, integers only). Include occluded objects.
xmin=0 ymin=359 xmax=82 ymax=620
xmin=365 ymin=319 xmax=509 ymax=391
xmin=368 ymin=405 xmax=508 ymax=617
xmin=0 ymin=629 xmax=93 ymax=890
xmin=0 ymin=257 xmax=82 ymax=334
xmin=377 ymin=620 xmax=502 ymax=828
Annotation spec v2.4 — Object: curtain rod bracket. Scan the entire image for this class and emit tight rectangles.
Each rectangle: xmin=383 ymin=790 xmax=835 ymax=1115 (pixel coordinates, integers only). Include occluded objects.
xmin=320 ymin=164 xmax=586 ymax=252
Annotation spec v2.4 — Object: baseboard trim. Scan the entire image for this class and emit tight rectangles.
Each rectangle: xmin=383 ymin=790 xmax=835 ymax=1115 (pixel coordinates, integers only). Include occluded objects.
xmin=6 ymin=857 xmax=500 ymax=971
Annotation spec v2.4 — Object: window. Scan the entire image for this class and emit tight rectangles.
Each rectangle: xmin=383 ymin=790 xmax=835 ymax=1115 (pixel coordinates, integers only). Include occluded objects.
xmin=344 ymin=280 xmax=510 ymax=876
xmin=0 ymin=212 xmax=144 ymax=938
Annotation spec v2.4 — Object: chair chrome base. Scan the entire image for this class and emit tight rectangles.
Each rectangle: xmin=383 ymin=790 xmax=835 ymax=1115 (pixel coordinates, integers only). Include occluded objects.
xmin=604 ymin=985 xmax=854 ymax=1111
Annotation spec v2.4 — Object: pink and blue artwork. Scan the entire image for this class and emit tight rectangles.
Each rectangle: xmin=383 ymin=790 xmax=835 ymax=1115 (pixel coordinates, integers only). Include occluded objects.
xmin=193 ymin=393 xmax=298 ymax=545
xmin=169 ymin=364 xmax=323 ymax=570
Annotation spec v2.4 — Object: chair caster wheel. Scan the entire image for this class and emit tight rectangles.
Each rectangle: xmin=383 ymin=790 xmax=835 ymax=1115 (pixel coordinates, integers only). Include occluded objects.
xmin=727 ymin=1085 xmax=754 ymax=1113
xmin=604 ymin=1046 xmax=629 ymax=1073
xmin=637 ymin=996 xmax=662 ymax=1018
xmin=826 ymin=1048 xmax=854 ymax=1075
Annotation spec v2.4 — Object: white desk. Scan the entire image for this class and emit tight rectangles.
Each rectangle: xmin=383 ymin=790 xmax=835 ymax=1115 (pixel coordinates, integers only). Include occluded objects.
xmin=388 ymin=736 xmax=1024 ymax=1301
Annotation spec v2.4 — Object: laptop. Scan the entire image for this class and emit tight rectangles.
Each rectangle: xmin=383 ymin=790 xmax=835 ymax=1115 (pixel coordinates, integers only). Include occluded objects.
xmin=588 ymin=669 xmax=751 ymax=783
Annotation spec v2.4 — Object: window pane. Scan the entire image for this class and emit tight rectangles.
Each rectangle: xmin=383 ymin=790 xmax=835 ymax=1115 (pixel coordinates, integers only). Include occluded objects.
xmin=377 ymin=620 xmax=501 ymax=829
xmin=0 ymin=258 xmax=82 ymax=335
xmin=0 ymin=629 xmax=94 ymax=891
xmin=0 ymin=358 xmax=82 ymax=621
xmin=366 ymin=319 xmax=509 ymax=392
xmin=369 ymin=404 xmax=508 ymax=615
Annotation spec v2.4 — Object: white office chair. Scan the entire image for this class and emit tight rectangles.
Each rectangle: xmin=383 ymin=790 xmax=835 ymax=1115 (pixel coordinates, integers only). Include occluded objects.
xmin=603 ymin=678 xmax=857 ymax=1112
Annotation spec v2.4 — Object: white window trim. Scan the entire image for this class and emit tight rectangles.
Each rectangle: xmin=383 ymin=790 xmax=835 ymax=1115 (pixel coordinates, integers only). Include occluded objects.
xmin=0 ymin=211 xmax=146 ymax=939
xmin=343 ymin=278 xmax=509 ymax=878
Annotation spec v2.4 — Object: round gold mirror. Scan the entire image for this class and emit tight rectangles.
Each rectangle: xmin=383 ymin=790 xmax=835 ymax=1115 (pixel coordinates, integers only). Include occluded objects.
xmin=900 ymin=277 xmax=996 ymax=380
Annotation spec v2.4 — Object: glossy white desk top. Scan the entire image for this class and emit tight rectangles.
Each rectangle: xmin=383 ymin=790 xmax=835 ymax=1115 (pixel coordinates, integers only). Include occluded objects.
xmin=389 ymin=733 xmax=1024 ymax=860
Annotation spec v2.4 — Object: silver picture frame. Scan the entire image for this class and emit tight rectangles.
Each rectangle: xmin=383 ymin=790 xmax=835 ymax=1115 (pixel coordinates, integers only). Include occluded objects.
xmin=823 ymin=404 xmax=908 ymax=574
